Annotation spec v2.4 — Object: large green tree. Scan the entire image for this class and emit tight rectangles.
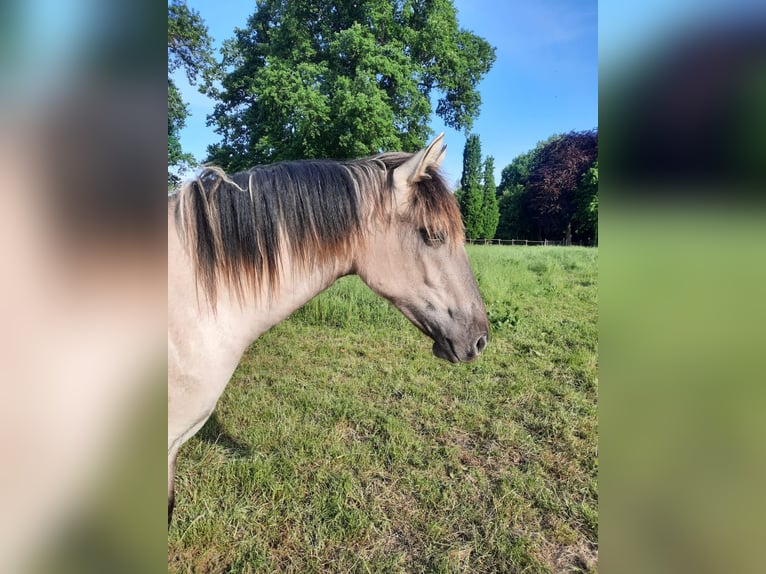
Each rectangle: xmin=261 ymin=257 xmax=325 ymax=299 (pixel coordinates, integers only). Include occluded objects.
xmin=167 ymin=0 xmax=217 ymax=186
xmin=480 ymin=156 xmax=499 ymax=239
xmin=458 ymin=134 xmax=484 ymax=240
xmin=207 ymin=0 xmax=495 ymax=170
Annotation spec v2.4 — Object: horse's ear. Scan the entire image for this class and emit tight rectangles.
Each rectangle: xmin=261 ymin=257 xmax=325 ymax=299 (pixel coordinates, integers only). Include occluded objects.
xmin=393 ymin=133 xmax=447 ymax=196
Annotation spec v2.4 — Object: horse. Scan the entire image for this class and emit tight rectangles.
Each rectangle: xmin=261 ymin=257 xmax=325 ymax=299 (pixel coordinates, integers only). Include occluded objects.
xmin=167 ymin=134 xmax=489 ymax=524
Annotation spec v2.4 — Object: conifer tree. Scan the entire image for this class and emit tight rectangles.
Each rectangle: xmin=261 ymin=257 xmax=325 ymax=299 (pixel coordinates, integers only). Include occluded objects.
xmin=458 ymin=134 xmax=484 ymax=240
xmin=481 ymin=156 xmax=499 ymax=239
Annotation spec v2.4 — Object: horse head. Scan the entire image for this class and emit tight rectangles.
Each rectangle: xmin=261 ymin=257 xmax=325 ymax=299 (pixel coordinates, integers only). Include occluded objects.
xmin=355 ymin=134 xmax=489 ymax=363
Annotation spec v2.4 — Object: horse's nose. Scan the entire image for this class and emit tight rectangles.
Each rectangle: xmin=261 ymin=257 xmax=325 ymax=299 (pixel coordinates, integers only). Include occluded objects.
xmin=475 ymin=333 xmax=488 ymax=354
xmin=461 ymin=333 xmax=488 ymax=362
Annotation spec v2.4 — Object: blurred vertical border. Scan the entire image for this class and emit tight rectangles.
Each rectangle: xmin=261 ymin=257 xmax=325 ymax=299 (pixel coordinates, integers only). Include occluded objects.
xmin=0 ymin=1 xmax=166 ymax=572
xmin=600 ymin=1 xmax=766 ymax=573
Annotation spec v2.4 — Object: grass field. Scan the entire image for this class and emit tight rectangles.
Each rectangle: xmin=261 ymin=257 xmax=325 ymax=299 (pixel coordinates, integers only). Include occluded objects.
xmin=168 ymin=245 xmax=598 ymax=573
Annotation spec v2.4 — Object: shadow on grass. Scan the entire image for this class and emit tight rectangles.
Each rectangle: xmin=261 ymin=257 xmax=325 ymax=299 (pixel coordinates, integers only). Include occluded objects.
xmin=197 ymin=411 xmax=252 ymax=459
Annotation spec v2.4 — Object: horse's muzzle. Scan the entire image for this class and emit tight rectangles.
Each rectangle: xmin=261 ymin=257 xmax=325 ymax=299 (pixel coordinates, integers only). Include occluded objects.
xmin=432 ymin=332 xmax=488 ymax=363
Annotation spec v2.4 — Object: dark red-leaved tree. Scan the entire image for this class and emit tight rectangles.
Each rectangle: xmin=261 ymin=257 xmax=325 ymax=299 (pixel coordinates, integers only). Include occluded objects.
xmin=525 ymin=130 xmax=598 ymax=244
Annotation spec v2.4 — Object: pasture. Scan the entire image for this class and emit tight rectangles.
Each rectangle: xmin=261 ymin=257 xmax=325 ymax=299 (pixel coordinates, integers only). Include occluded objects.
xmin=168 ymin=245 xmax=598 ymax=573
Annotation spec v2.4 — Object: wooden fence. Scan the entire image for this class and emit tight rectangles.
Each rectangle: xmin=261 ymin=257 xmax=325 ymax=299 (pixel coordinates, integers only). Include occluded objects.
xmin=466 ymin=239 xmax=595 ymax=247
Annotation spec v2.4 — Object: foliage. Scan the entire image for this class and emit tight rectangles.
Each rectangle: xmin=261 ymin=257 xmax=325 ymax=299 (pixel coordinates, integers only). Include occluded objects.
xmin=497 ymin=135 xmax=560 ymax=197
xmin=495 ymin=136 xmax=560 ymax=240
xmin=493 ymin=130 xmax=599 ymax=243
xmin=496 ymin=191 xmax=521 ymax=240
xmin=168 ymin=79 xmax=196 ymax=186
xmin=572 ymin=161 xmax=599 ymax=244
xmin=453 ymin=187 xmax=464 ymax=208
xmin=168 ymin=0 xmax=216 ymax=86
xmin=486 ymin=299 xmax=519 ymax=330
xmin=498 ymin=149 xmax=534 ymax=197
xmin=480 ymin=155 xmax=499 ymax=239
xmin=525 ymin=130 xmax=598 ymax=244
xmin=460 ymin=134 xmax=482 ymax=192
xmin=168 ymin=245 xmax=598 ymax=573
xmin=167 ymin=0 xmax=217 ymax=186
xmin=207 ymin=0 xmax=495 ymax=170
xmin=458 ymin=134 xmax=484 ymax=240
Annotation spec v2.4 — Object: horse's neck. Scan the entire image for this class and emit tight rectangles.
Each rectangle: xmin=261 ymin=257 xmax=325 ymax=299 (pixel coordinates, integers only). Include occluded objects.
xmin=219 ymin=256 xmax=349 ymax=350
xmin=169 ymin=211 xmax=352 ymax=367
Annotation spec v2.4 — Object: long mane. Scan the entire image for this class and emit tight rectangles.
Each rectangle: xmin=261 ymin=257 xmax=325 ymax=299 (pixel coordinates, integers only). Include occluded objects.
xmin=171 ymin=153 xmax=463 ymax=306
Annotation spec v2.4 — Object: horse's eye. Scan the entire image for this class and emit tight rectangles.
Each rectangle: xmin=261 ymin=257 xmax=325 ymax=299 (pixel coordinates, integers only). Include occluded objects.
xmin=419 ymin=228 xmax=446 ymax=247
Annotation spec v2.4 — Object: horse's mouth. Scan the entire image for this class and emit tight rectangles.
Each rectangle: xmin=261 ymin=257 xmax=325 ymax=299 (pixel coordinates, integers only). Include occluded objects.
xmin=398 ymin=304 xmax=482 ymax=364
xmin=432 ymin=336 xmax=484 ymax=363
xmin=432 ymin=339 xmax=460 ymax=363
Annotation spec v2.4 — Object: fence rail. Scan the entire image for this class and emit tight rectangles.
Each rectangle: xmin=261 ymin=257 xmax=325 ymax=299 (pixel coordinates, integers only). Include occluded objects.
xmin=465 ymin=238 xmax=596 ymax=247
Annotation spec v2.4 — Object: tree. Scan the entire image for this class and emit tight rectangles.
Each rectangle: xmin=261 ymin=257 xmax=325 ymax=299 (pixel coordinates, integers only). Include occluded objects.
xmin=168 ymin=80 xmax=195 ymax=185
xmin=458 ymin=134 xmax=484 ymax=240
xmin=524 ymin=130 xmax=598 ymax=243
xmin=480 ymin=156 xmax=499 ymax=239
xmin=495 ymin=135 xmax=560 ymax=240
xmin=207 ymin=0 xmax=496 ymax=170
xmin=572 ymin=161 xmax=598 ymax=244
xmin=167 ymin=0 xmax=217 ymax=186
xmin=452 ymin=178 xmax=464 ymax=207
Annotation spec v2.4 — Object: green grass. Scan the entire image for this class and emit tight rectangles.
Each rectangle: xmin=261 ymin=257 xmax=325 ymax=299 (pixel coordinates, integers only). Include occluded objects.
xmin=168 ymin=246 xmax=598 ymax=573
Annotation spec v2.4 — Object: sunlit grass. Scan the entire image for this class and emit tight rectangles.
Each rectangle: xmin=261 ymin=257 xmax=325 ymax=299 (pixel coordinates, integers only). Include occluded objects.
xmin=169 ymin=245 xmax=598 ymax=573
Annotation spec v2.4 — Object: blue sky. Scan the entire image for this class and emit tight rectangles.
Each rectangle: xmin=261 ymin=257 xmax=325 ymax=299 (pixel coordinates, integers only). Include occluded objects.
xmin=173 ymin=0 xmax=597 ymax=184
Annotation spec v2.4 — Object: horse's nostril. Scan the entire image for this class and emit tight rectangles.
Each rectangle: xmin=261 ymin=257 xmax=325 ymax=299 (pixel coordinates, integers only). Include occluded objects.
xmin=476 ymin=334 xmax=487 ymax=353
